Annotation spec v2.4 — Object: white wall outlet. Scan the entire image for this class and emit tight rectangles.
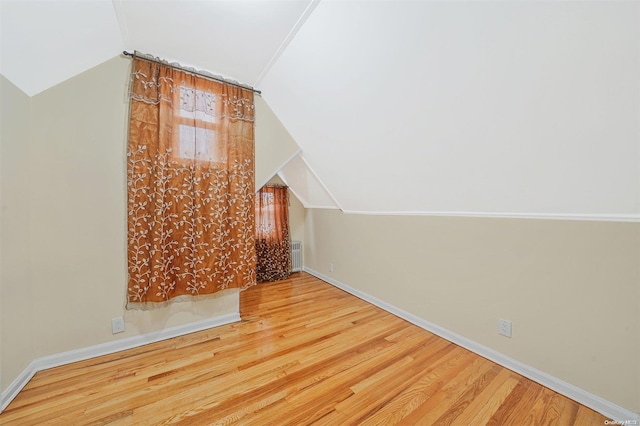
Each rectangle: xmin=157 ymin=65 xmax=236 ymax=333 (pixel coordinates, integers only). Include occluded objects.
xmin=498 ymin=319 xmax=512 ymax=338
xmin=112 ymin=317 xmax=125 ymax=334
xmin=328 ymin=263 xmax=334 ymax=272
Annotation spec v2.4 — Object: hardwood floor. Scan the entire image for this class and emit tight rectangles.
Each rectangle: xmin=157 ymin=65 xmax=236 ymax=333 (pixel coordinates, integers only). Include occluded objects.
xmin=0 ymin=272 xmax=609 ymax=425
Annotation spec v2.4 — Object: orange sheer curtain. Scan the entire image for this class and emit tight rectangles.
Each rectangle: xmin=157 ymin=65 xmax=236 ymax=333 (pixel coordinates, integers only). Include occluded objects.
xmin=255 ymin=185 xmax=291 ymax=282
xmin=127 ymin=56 xmax=256 ymax=309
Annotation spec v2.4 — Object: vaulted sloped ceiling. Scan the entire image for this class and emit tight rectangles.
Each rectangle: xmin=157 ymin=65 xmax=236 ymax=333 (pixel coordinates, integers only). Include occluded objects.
xmin=260 ymin=0 xmax=640 ymax=219
xmin=0 ymin=0 xmax=123 ymax=96
xmin=0 ymin=0 xmax=315 ymax=96
xmin=112 ymin=0 xmax=315 ymax=87
xmin=1 ymin=1 xmax=638 ymax=219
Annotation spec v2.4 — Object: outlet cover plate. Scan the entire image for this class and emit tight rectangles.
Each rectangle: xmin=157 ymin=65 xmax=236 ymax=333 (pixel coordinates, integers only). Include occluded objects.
xmin=112 ymin=317 xmax=125 ymax=334
xmin=499 ymin=319 xmax=512 ymax=338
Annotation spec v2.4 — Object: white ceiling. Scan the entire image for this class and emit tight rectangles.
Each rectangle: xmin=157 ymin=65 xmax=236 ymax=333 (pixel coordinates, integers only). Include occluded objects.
xmin=261 ymin=0 xmax=640 ymax=218
xmin=113 ymin=0 xmax=315 ymax=87
xmin=1 ymin=0 xmax=123 ymax=96
xmin=1 ymin=0 xmax=638 ymax=219
xmin=0 ymin=0 xmax=314 ymax=96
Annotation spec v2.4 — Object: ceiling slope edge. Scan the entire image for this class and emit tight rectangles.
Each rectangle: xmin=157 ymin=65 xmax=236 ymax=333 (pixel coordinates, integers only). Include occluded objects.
xmin=278 ymin=153 xmax=341 ymax=210
xmin=0 ymin=0 xmax=123 ymax=96
xmin=255 ymin=95 xmax=302 ymax=189
xmin=339 ymin=210 xmax=640 ymax=223
xmin=253 ymin=0 xmax=321 ymax=88
xmin=111 ymin=0 xmax=131 ymax=50
xmin=258 ymin=148 xmax=301 ymax=192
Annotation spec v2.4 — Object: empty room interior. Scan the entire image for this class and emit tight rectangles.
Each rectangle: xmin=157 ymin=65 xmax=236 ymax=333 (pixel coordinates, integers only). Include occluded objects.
xmin=1 ymin=0 xmax=639 ymax=424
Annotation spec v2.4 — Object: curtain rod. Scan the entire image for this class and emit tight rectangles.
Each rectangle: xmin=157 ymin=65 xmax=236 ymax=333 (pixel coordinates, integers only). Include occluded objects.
xmin=122 ymin=51 xmax=261 ymax=95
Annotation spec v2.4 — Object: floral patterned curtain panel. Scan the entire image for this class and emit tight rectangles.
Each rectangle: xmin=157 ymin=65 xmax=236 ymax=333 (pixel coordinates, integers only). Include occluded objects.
xmin=127 ymin=56 xmax=256 ymax=309
xmin=255 ymin=185 xmax=291 ymax=282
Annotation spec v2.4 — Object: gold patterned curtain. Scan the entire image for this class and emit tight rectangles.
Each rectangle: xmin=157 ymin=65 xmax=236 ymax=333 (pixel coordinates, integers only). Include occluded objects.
xmin=255 ymin=185 xmax=291 ymax=282
xmin=127 ymin=56 xmax=256 ymax=309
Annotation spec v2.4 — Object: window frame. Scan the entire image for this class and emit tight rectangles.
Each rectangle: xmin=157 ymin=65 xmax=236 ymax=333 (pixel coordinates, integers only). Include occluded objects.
xmin=172 ymin=84 xmax=226 ymax=166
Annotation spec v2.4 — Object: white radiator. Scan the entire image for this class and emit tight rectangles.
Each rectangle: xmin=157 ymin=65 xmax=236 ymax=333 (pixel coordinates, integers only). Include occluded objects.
xmin=291 ymin=241 xmax=302 ymax=272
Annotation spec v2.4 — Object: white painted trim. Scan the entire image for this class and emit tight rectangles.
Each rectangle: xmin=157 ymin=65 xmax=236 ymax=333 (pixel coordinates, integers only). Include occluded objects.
xmin=0 ymin=361 xmax=38 ymax=414
xmin=275 ymin=153 xmax=341 ymax=210
xmin=277 ymin=173 xmax=335 ymax=210
xmin=341 ymin=209 xmax=640 ymax=223
xmin=253 ymin=0 xmax=321 ymax=87
xmin=297 ymin=153 xmax=343 ymax=210
xmin=276 ymin=172 xmax=306 ymax=207
xmin=303 ymin=267 xmax=640 ymax=423
xmin=0 ymin=313 xmax=240 ymax=413
xmin=111 ymin=0 xmax=131 ymax=50
xmin=256 ymin=147 xmax=302 ymax=192
xmin=296 ymin=204 xmax=341 ymax=210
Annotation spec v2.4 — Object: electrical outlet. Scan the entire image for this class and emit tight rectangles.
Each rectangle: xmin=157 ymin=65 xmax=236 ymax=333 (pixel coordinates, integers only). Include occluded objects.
xmin=112 ymin=317 xmax=125 ymax=334
xmin=498 ymin=319 xmax=512 ymax=338
xmin=328 ymin=263 xmax=334 ymax=272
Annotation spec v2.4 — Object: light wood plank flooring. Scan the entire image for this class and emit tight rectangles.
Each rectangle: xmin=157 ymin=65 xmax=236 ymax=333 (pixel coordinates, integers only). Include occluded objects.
xmin=0 ymin=272 xmax=609 ymax=425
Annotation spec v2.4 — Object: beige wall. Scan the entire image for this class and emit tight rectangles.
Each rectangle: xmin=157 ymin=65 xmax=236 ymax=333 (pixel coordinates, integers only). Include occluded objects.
xmin=0 ymin=56 xmax=292 ymax=393
xmin=26 ymin=56 xmax=134 ymax=358
xmin=304 ymin=208 xmax=640 ymax=413
xmin=1 ymin=76 xmax=36 ymax=389
xmin=254 ymin=95 xmax=300 ymax=191
xmin=4 ymin=50 xmax=636 ymax=415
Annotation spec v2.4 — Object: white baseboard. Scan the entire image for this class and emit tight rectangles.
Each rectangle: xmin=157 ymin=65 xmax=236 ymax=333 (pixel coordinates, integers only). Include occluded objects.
xmin=1 ymin=312 xmax=240 ymax=413
xmin=303 ymin=267 xmax=640 ymax=423
xmin=0 ymin=362 xmax=39 ymax=414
